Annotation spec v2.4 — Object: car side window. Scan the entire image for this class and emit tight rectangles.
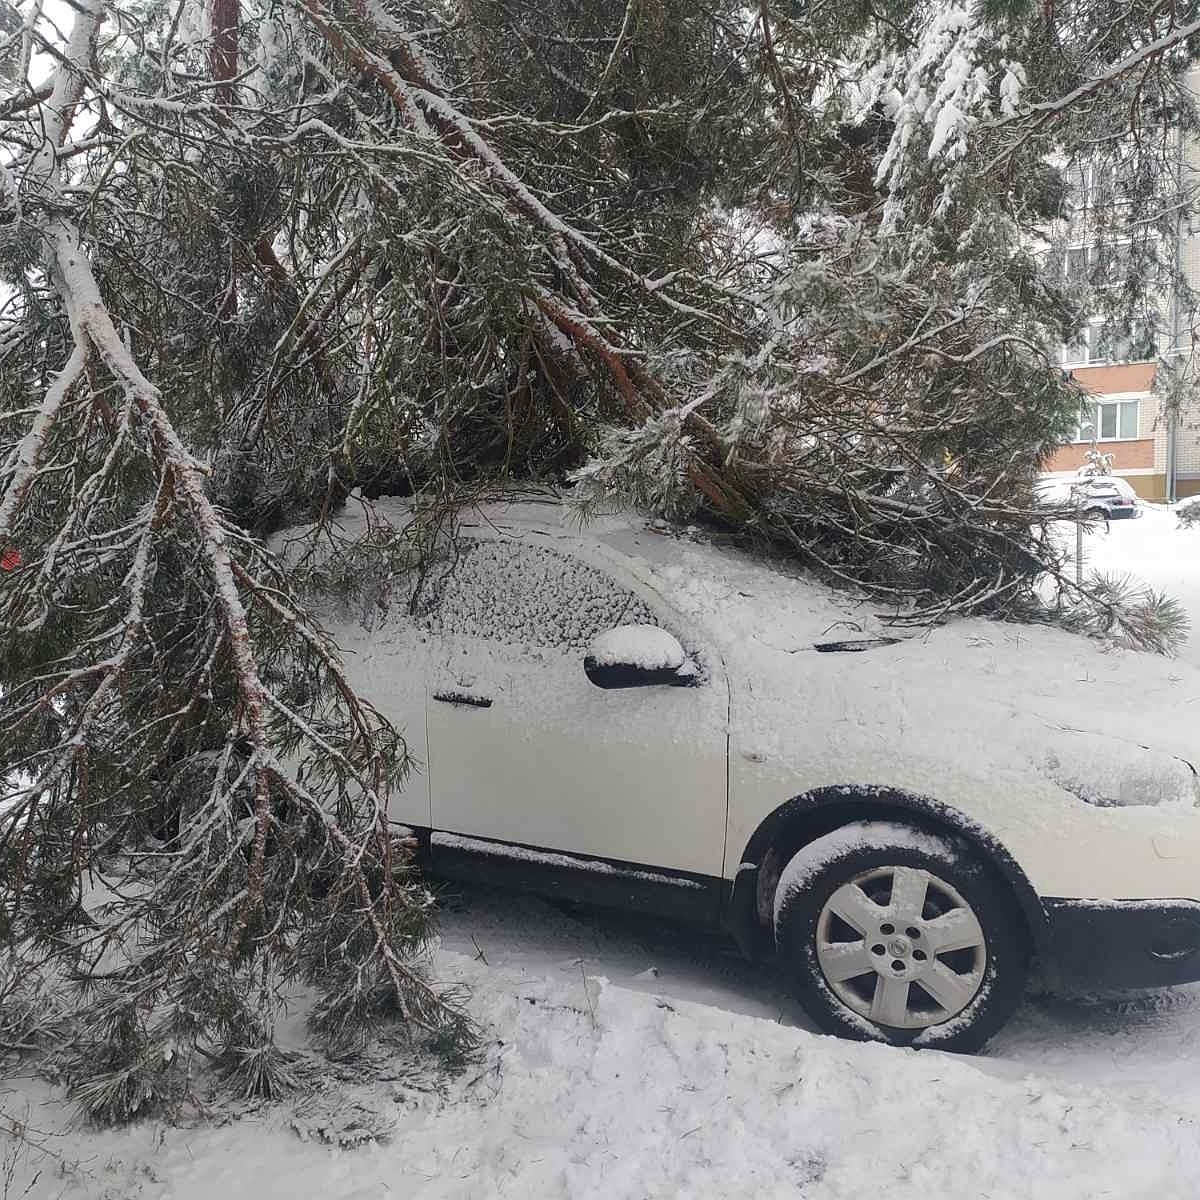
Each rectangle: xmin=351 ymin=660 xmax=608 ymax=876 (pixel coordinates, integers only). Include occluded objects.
xmin=414 ymin=538 xmax=660 ymax=653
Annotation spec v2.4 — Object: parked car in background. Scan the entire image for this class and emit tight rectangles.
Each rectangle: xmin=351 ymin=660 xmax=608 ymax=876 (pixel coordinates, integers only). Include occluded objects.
xmin=294 ymin=498 xmax=1200 ymax=1054
xmin=1038 ymin=473 xmax=1139 ymax=520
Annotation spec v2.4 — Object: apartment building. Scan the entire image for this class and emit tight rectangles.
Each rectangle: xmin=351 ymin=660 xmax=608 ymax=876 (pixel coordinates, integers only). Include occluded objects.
xmin=1042 ymin=360 xmax=1200 ymax=499
xmin=1042 ymin=70 xmax=1200 ymax=501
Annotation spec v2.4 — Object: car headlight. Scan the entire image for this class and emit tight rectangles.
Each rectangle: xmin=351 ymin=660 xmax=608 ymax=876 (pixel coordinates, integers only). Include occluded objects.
xmin=1037 ymin=734 xmax=1199 ymax=808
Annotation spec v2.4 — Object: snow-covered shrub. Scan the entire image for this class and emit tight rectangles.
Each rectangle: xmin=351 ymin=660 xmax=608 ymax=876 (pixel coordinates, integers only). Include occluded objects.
xmin=1080 ymin=449 xmax=1114 ymax=477
xmin=1177 ymin=498 xmax=1200 ymax=529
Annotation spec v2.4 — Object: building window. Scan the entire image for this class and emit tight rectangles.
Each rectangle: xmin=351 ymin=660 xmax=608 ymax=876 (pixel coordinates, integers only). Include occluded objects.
xmin=1065 ymin=160 xmax=1138 ymax=210
xmin=1055 ymin=240 xmax=1133 ymax=286
xmin=1075 ymin=398 xmax=1139 ymax=443
xmin=1061 ymin=320 xmax=1156 ymax=366
xmin=1062 ymin=327 xmax=1094 ymax=365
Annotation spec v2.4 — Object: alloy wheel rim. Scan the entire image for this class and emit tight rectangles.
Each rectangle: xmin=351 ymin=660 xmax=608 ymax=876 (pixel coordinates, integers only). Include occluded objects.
xmin=814 ymin=864 xmax=987 ymax=1030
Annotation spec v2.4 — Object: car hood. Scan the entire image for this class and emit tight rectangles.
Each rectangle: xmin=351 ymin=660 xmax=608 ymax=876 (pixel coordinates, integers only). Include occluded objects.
xmin=640 ymin=536 xmax=1200 ymax=810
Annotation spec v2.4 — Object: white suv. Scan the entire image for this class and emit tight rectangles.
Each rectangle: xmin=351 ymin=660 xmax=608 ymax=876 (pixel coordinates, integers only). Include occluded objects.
xmin=304 ymin=498 xmax=1200 ymax=1052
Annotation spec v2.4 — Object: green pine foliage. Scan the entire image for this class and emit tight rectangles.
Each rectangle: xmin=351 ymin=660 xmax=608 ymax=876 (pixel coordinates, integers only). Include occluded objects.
xmin=3 ymin=0 xmax=1198 ymax=1119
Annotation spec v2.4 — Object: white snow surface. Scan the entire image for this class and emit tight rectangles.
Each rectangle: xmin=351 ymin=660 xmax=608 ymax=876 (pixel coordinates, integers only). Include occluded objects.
xmin=1067 ymin=502 xmax=1200 ymax=670
xmin=587 ymin=623 xmax=685 ymax=670
xmin=8 ymin=946 xmax=1200 ymax=1200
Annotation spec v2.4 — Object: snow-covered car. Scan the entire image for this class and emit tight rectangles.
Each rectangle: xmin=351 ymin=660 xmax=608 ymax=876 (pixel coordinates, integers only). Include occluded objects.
xmin=303 ymin=498 xmax=1200 ymax=1052
xmin=1038 ymin=473 xmax=1139 ymax=520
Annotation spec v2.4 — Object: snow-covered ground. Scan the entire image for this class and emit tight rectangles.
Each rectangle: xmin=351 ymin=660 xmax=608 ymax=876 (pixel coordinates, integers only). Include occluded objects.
xmin=1071 ymin=501 xmax=1200 ymax=669
xmin=7 ymin=923 xmax=1200 ymax=1199
xmin=5 ymin=504 xmax=1200 ymax=1199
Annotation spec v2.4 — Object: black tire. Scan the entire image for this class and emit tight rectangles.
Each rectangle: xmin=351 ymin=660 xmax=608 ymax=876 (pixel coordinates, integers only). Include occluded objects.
xmin=1084 ymin=507 xmax=1108 ymax=522
xmin=773 ymin=820 xmax=1028 ymax=1053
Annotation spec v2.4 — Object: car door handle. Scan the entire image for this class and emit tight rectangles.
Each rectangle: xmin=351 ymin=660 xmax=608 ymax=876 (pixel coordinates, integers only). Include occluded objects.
xmin=433 ymin=691 xmax=494 ymax=709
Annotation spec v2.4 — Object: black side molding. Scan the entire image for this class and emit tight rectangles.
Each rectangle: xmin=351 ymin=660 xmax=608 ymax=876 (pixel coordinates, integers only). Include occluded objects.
xmin=430 ymin=832 xmax=724 ymax=928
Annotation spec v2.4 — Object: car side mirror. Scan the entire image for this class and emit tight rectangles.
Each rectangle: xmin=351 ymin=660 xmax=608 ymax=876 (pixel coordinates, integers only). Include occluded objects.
xmin=583 ymin=625 xmax=697 ymax=689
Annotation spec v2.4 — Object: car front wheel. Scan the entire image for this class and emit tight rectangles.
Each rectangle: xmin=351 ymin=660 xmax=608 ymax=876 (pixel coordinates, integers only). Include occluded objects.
xmin=773 ymin=820 xmax=1028 ymax=1052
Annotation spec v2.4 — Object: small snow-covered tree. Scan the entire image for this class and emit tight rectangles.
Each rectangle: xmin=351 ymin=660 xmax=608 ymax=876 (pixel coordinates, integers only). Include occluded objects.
xmin=1081 ymin=448 xmax=1115 ymax=476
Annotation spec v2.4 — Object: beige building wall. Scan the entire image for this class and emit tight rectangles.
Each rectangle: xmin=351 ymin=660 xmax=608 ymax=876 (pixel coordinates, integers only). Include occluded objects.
xmin=1043 ymin=72 xmax=1200 ymax=499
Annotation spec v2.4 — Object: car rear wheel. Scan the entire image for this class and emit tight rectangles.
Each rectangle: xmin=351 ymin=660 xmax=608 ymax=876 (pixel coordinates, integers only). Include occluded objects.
xmin=773 ymin=820 xmax=1028 ymax=1052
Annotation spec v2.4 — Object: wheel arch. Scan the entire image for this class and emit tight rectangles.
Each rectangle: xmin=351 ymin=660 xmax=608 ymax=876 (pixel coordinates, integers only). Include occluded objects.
xmin=724 ymin=785 xmax=1049 ymax=961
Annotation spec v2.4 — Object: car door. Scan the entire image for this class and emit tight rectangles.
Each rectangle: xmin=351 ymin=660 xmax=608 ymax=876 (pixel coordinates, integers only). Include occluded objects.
xmin=314 ymin=579 xmax=433 ymax=829
xmin=421 ymin=533 xmax=729 ymax=878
